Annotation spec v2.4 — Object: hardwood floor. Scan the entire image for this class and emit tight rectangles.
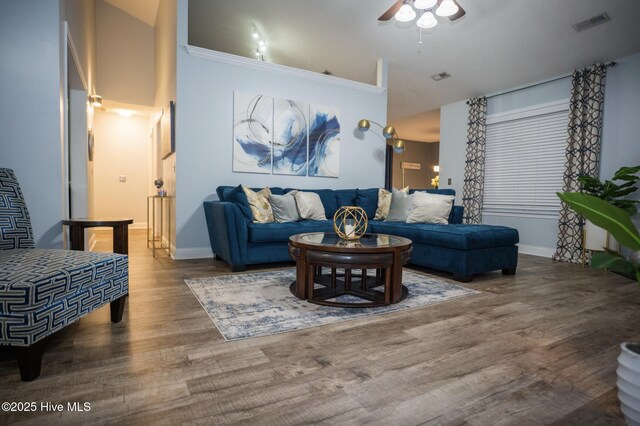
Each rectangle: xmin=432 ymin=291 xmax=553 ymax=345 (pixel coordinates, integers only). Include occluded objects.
xmin=1 ymin=229 xmax=638 ymax=425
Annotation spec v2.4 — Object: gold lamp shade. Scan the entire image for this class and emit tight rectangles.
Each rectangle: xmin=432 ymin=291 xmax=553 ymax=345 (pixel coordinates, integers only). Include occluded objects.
xmin=357 ymin=119 xmax=371 ymax=132
xmin=382 ymin=125 xmax=396 ymax=139
xmin=393 ymin=139 xmax=405 ymax=153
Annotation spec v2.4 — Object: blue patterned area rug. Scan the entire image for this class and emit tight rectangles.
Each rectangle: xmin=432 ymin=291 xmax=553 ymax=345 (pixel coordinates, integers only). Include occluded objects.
xmin=185 ymin=269 xmax=480 ymax=341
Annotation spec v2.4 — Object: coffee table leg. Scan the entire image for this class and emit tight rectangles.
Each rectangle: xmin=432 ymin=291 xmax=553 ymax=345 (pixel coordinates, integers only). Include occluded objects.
xmin=391 ymin=251 xmax=403 ymax=303
xmin=306 ymin=262 xmax=316 ymax=301
xmin=385 ymin=267 xmax=392 ymax=304
xmin=293 ymin=246 xmax=307 ymax=299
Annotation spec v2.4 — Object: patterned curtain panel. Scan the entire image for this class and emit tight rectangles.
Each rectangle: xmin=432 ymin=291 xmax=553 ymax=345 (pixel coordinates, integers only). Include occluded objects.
xmin=462 ymin=96 xmax=488 ymax=224
xmin=553 ymin=64 xmax=608 ymax=263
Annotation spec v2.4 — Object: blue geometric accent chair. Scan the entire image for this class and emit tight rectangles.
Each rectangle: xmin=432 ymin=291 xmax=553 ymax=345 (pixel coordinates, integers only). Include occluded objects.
xmin=0 ymin=168 xmax=128 ymax=381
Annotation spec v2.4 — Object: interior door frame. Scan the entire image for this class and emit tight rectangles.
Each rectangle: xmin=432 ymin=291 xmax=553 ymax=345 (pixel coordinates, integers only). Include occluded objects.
xmin=62 ymin=22 xmax=89 ymax=244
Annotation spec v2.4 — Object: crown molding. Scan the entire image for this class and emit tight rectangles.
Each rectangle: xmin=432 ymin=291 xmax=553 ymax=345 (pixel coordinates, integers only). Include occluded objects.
xmin=184 ymin=45 xmax=387 ymax=95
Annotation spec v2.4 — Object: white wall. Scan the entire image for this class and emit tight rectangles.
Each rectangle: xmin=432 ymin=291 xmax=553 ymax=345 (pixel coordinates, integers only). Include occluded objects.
xmin=0 ymin=0 xmax=97 ymax=248
xmin=154 ymin=0 xmax=177 ymax=253
xmin=439 ymin=52 xmax=640 ymax=257
xmin=96 ymin=0 xmax=155 ymax=106
xmin=0 ymin=1 xmax=63 ymax=248
xmin=600 ymin=53 xmax=640 ymax=195
xmin=173 ymin=0 xmax=387 ymax=259
xmin=439 ymin=100 xmax=468 ymax=201
xmin=93 ymin=111 xmax=150 ymax=228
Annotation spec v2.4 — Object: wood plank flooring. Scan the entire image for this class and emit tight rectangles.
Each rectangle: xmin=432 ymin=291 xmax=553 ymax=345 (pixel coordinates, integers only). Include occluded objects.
xmin=1 ymin=229 xmax=638 ymax=425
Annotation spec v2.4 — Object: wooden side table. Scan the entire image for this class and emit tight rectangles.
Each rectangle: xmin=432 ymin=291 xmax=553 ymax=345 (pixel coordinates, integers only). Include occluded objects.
xmin=62 ymin=217 xmax=134 ymax=255
xmin=147 ymin=195 xmax=174 ymax=257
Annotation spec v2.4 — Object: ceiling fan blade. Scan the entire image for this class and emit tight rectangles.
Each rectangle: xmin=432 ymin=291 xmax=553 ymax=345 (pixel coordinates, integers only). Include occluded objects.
xmin=378 ymin=0 xmax=404 ymax=21
xmin=448 ymin=0 xmax=466 ymax=21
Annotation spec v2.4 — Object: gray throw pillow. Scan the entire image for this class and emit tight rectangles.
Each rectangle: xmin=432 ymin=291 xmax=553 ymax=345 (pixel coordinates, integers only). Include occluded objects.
xmin=269 ymin=191 xmax=300 ymax=223
xmin=385 ymin=189 xmax=413 ymax=222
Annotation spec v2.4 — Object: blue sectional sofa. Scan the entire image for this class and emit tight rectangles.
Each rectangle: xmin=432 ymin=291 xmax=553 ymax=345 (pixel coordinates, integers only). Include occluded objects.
xmin=203 ymin=186 xmax=519 ymax=282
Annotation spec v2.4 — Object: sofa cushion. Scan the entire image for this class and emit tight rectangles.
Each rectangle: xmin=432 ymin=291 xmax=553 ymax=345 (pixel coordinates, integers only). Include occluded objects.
xmin=286 ymin=188 xmax=338 ymax=218
xmin=335 ymin=189 xmax=357 ymax=209
xmin=269 ymin=191 xmax=300 ymax=223
xmin=356 ymin=188 xmax=378 ymax=219
xmin=223 ymin=185 xmax=253 ymax=220
xmin=369 ymin=222 xmax=519 ymax=250
xmin=294 ymin=191 xmax=327 ymax=220
xmin=408 ymin=188 xmax=456 ymax=197
xmin=407 ymin=192 xmax=454 ymax=224
xmin=218 ymin=186 xmax=284 ymax=221
xmin=242 ymin=186 xmax=275 ymax=223
xmin=247 ymin=220 xmax=334 ymax=243
xmin=385 ymin=189 xmax=413 ymax=222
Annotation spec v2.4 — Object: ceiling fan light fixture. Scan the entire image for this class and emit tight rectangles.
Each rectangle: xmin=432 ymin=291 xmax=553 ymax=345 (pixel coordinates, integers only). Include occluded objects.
xmin=395 ymin=3 xmax=417 ymax=22
xmin=417 ymin=11 xmax=438 ymax=28
xmin=436 ymin=0 xmax=458 ymax=17
xmin=413 ymin=0 xmax=437 ymax=10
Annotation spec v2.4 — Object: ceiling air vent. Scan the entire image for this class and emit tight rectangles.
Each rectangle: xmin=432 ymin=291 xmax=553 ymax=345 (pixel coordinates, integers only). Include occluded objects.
xmin=431 ymin=72 xmax=451 ymax=82
xmin=573 ymin=13 xmax=611 ymax=32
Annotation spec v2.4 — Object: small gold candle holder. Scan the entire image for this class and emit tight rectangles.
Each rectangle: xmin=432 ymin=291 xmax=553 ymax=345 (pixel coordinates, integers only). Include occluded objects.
xmin=333 ymin=206 xmax=367 ymax=240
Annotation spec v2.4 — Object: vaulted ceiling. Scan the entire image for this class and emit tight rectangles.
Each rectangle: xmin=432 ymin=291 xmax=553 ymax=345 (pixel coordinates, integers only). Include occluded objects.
xmin=110 ymin=0 xmax=640 ymax=141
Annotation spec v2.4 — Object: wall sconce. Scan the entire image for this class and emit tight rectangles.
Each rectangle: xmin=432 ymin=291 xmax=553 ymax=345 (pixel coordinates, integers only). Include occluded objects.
xmin=358 ymin=118 xmax=408 ymax=187
xmin=433 ymin=165 xmax=440 ymax=173
xmin=89 ymin=95 xmax=103 ymax=107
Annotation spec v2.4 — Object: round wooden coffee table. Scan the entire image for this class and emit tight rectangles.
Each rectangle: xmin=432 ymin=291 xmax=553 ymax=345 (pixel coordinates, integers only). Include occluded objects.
xmin=288 ymin=233 xmax=413 ymax=308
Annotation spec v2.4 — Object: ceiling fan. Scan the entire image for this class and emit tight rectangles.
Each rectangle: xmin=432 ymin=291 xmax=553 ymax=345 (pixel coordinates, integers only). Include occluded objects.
xmin=379 ymin=0 xmax=466 ymax=27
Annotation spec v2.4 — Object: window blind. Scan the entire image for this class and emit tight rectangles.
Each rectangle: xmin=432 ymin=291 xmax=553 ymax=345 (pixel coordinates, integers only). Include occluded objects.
xmin=482 ymin=104 xmax=568 ymax=218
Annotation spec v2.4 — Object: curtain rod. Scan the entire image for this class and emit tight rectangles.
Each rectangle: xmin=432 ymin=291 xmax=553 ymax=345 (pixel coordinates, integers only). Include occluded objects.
xmin=476 ymin=61 xmax=618 ymax=101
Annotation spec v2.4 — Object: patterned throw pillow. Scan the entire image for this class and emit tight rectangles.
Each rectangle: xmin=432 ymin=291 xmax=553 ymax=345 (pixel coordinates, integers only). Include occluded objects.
xmin=242 ymin=186 xmax=275 ymax=223
xmin=374 ymin=187 xmax=408 ymax=220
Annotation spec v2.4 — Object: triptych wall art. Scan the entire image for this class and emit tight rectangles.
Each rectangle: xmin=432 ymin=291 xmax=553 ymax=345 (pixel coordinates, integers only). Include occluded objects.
xmin=233 ymin=92 xmax=340 ymax=177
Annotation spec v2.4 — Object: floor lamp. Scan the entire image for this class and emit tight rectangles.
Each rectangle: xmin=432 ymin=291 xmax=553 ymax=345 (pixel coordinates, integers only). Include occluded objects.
xmin=357 ymin=119 xmax=407 ymax=188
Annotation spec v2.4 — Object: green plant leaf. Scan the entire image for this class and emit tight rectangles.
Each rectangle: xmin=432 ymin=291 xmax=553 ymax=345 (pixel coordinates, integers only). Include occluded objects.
xmin=613 ymin=165 xmax=640 ymax=181
xmin=557 ymin=192 xmax=640 ymax=250
xmin=591 ymin=252 xmax=637 ymax=279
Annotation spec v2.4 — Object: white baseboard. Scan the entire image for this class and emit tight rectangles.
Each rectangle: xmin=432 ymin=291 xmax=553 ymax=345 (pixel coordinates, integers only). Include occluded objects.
xmin=172 ymin=247 xmax=213 ymax=260
xmin=129 ymin=222 xmax=147 ymax=230
xmin=517 ymin=244 xmax=555 ymax=258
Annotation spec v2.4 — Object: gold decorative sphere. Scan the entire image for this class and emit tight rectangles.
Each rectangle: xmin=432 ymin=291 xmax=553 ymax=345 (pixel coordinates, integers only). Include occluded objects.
xmin=333 ymin=206 xmax=368 ymax=240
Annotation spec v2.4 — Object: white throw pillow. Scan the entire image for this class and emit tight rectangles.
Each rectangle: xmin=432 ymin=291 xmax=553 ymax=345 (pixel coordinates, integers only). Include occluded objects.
xmin=375 ymin=187 xmax=408 ymax=220
xmin=406 ymin=192 xmax=454 ymax=224
xmin=385 ymin=188 xmax=413 ymax=222
xmin=269 ymin=190 xmax=300 ymax=223
xmin=294 ymin=191 xmax=327 ymax=220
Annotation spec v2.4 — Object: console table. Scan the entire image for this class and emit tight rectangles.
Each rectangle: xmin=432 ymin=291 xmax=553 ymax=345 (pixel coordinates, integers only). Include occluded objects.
xmin=62 ymin=217 xmax=134 ymax=255
xmin=147 ymin=195 xmax=173 ymax=257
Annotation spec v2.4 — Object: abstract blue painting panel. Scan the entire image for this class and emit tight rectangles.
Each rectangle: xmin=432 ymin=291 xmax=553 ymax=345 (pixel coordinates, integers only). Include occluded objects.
xmin=233 ymin=92 xmax=273 ymax=174
xmin=273 ymin=99 xmax=308 ymax=176
xmin=308 ymin=104 xmax=340 ymax=178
